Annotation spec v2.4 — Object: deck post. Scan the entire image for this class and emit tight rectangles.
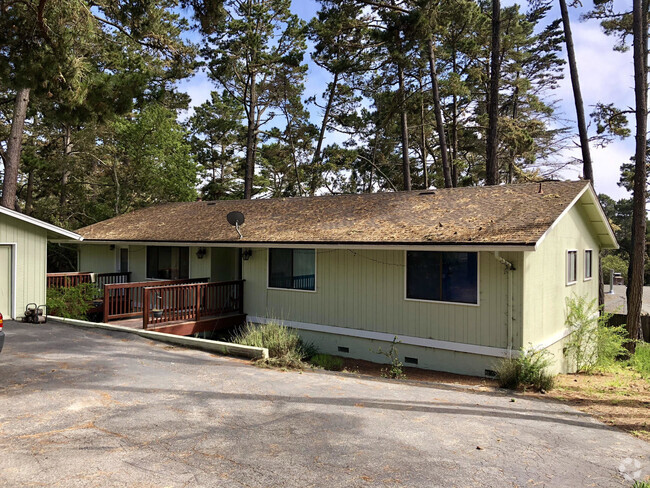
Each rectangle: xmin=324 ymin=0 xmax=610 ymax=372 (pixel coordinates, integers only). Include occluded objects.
xmin=103 ymin=285 xmax=109 ymax=323
xmin=195 ymin=284 xmax=201 ymax=323
xmin=143 ymin=288 xmax=149 ymax=330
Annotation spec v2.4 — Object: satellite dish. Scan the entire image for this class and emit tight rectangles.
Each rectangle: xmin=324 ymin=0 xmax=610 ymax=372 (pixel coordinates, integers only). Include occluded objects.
xmin=226 ymin=211 xmax=245 ymax=239
xmin=227 ymin=211 xmax=245 ymax=226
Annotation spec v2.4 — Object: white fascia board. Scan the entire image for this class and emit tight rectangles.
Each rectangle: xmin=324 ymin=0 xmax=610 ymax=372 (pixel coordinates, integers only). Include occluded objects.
xmin=0 ymin=206 xmax=82 ymax=241
xmin=534 ymin=183 xmax=618 ymax=251
xmin=66 ymin=240 xmax=534 ymax=252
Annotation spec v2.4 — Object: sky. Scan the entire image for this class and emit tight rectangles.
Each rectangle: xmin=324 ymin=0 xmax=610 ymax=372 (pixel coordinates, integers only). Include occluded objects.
xmin=176 ymin=0 xmax=637 ymax=202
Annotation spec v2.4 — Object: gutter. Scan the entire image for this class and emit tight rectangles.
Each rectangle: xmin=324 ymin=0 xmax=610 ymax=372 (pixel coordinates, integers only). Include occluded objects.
xmin=493 ymin=252 xmax=515 ymax=358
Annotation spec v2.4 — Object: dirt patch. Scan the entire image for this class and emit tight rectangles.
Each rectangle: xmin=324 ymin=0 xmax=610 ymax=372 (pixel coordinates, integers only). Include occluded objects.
xmin=332 ymin=356 xmax=498 ymax=387
xmin=529 ymin=371 xmax=650 ymax=443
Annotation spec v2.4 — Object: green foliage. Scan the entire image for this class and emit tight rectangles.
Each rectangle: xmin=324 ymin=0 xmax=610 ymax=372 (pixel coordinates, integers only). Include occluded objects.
xmin=633 ymin=481 xmax=650 ymax=488
xmin=375 ymin=336 xmax=406 ymax=379
xmin=46 ymin=283 xmax=98 ymax=320
xmin=232 ymin=321 xmax=316 ymax=369
xmin=630 ymin=343 xmax=650 ymax=378
xmin=496 ymin=347 xmax=555 ymax=392
xmin=601 ymin=254 xmax=629 ymax=284
xmin=564 ymin=295 xmax=629 ymax=372
xmin=310 ymin=354 xmax=344 ymax=372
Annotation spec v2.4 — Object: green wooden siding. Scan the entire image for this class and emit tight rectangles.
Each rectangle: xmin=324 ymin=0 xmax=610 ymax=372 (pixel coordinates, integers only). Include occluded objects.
xmin=243 ymin=249 xmax=523 ymax=349
xmin=0 ymin=215 xmax=48 ymax=318
xmin=78 ymin=245 xmax=235 ymax=282
xmin=522 ymin=203 xmax=600 ymax=347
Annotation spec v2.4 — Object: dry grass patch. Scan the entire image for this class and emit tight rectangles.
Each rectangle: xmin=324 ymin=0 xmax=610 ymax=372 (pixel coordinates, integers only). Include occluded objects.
xmin=533 ymin=369 xmax=650 ymax=442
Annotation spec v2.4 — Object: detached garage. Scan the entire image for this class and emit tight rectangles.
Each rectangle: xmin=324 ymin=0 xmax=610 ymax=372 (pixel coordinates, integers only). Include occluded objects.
xmin=0 ymin=207 xmax=81 ymax=319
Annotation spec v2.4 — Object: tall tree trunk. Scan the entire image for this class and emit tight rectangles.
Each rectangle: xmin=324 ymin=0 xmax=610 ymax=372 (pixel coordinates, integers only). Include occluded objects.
xmin=451 ymin=48 xmax=459 ymax=187
xmin=398 ymin=64 xmax=411 ymax=191
xmin=427 ymin=38 xmax=452 ymax=188
xmin=626 ymin=0 xmax=648 ymax=353
xmin=310 ymin=72 xmax=339 ymax=196
xmin=508 ymin=74 xmax=519 ymax=183
xmin=60 ymin=124 xmax=72 ymax=208
xmin=1 ymin=87 xmax=31 ymax=210
xmin=558 ymin=0 xmax=593 ymax=183
xmin=419 ymin=85 xmax=429 ymax=189
xmin=244 ymin=77 xmax=257 ymax=200
xmin=485 ymin=0 xmax=501 ymax=186
xmin=24 ymin=170 xmax=34 ymax=216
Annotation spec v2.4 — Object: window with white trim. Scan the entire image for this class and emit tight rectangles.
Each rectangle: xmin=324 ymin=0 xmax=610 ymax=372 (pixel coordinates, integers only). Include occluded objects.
xmin=567 ymin=250 xmax=577 ymax=284
xmin=584 ymin=250 xmax=593 ymax=280
xmin=268 ymin=248 xmax=316 ymax=291
xmin=406 ymin=251 xmax=478 ymax=304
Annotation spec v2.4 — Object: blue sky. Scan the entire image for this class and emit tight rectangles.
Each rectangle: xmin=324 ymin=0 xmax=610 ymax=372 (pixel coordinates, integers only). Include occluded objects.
xmin=177 ymin=0 xmax=636 ymax=201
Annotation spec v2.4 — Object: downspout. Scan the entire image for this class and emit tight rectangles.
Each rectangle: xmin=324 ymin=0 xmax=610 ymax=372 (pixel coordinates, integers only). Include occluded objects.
xmin=493 ymin=252 xmax=515 ymax=358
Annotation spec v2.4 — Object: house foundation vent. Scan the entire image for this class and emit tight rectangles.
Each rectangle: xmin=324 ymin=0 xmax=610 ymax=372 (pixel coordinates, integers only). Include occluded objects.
xmin=337 ymin=346 xmax=349 ymax=353
xmin=404 ymin=357 xmax=418 ymax=365
xmin=484 ymin=369 xmax=497 ymax=378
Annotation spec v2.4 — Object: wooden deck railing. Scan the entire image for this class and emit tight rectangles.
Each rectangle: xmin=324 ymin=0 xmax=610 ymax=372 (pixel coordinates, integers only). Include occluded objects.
xmin=47 ymin=271 xmax=131 ymax=291
xmin=96 ymin=272 xmax=131 ymax=291
xmin=103 ymin=278 xmax=208 ymax=322
xmin=47 ymin=272 xmax=93 ymax=288
xmin=142 ymin=280 xmax=244 ymax=330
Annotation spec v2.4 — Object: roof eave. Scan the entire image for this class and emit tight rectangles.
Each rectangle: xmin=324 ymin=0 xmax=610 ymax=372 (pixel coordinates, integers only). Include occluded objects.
xmin=0 ymin=206 xmax=83 ymax=241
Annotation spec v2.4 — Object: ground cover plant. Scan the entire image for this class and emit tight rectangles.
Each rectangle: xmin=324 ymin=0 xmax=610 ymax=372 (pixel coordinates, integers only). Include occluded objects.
xmin=232 ymin=320 xmax=317 ymax=369
xmin=310 ymin=354 xmax=344 ymax=371
xmin=496 ymin=347 xmax=555 ymax=392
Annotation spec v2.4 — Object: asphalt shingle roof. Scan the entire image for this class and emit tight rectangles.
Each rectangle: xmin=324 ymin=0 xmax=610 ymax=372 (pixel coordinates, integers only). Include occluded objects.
xmin=76 ymin=180 xmax=592 ymax=246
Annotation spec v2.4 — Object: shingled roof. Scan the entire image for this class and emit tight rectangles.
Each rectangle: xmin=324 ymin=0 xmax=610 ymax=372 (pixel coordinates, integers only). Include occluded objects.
xmin=75 ymin=180 xmax=616 ymax=249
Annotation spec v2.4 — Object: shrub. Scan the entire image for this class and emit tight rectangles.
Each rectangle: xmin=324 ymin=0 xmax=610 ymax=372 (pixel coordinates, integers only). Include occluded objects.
xmin=564 ymin=295 xmax=628 ymax=372
xmin=375 ymin=336 xmax=405 ymax=379
xmin=630 ymin=342 xmax=650 ymax=378
xmin=46 ymin=283 xmax=98 ymax=320
xmin=496 ymin=347 xmax=555 ymax=392
xmin=310 ymin=354 xmax=344 ymax=371
xmin=232 ymin=321 xmax=316 ymax=369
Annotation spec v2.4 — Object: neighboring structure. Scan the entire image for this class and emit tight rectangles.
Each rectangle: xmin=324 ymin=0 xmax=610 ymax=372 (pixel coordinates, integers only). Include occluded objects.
xmin=0 ymin=206 xmax=82 ymax=319
xmin=67 ymin=180 xmax=617 ymax=376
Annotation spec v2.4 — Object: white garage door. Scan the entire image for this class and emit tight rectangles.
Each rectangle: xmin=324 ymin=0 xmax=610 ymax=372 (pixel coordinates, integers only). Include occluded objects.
xmin=0 ymin=245 xmax=12 ymax=318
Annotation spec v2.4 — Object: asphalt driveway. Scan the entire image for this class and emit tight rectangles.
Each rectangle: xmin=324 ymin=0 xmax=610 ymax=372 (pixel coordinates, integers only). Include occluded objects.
xmin=0 ymin=321 xmax=648 ymax=487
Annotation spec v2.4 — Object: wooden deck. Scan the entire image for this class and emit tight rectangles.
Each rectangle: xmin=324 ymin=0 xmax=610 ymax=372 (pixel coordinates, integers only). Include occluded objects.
xmin=112 ymin=312 xmax=246 ymax=336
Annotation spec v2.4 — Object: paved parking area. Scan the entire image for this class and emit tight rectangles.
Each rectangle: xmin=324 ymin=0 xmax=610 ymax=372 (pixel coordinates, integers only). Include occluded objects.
xmin=0 ymin=320 xmax=648 ymax=487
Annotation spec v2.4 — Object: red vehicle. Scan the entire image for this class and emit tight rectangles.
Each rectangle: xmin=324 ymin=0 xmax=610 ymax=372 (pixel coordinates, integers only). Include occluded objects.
xmin=0 ymin=312 xmax=4 ymax=353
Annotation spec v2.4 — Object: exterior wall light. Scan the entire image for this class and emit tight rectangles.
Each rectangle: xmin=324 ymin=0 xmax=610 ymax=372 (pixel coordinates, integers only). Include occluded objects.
xmin=196 ymin=247 xmax=207 ymax=259
xmin=242 ymin=249 xmax=252 ymax=261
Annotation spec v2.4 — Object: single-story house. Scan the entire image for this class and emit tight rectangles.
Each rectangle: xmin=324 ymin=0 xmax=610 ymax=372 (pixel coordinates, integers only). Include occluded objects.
xmin=66 ymin=180 xmax=617 ymax=376
xmin=0 ymin=206 xmax=82 ymax=319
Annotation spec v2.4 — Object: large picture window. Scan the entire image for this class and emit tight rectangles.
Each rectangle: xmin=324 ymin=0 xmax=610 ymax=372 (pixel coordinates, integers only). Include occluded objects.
xmin=268 ymin=248 xmax=316 ymax=291
xmin=406 ymin=251 xmax=478 ymax=304
xmin=147 ymin=246 xmax=189 ymax=280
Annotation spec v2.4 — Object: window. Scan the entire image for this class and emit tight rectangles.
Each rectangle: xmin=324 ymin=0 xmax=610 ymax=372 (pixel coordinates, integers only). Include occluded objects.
xmin=406 ymin=251 xmax=478 ymax=304
xmin=268 ymin=248 xmax=315 ymax=291
xmin=567 ymin=250 xmax=577 ymax=285
xmin=146 ymin=246 xmax=189 ymax=280
xmin=119 ymin=248 xmax=129 ymax=273
xmin=584 ymin=250 xmax=593 ymax=280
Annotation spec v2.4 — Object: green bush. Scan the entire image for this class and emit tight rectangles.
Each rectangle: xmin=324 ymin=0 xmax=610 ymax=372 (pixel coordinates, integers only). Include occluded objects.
xmin=232 ymin=321 xmax=316 ymax=369
xmin=496 ymin=347 xmax=555 ymax=392
xmin=564 ymin=295 xmax=628 ymax=372
xmin=46 ymin=283 xmax=98 ymax=320
xmin=310 ymin=354 xmax=344 ymax=371
xmin=631 ymin=342 xmax=650 ymax=378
